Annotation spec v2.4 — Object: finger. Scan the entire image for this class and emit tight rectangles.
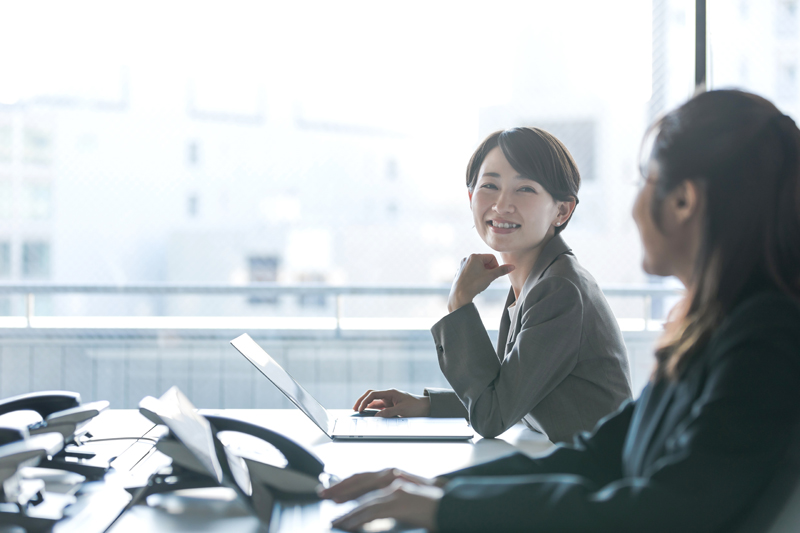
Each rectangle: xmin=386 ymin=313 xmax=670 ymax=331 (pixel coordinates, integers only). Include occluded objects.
xmin=395 ymin=471 xmax=432 ymax=486
xmin=356 ymin=390 xmax=381 ymax=412
xmin=331 ymin=505 xmax=377 ymax=532
xmin=486 ymin=263 xmax=515 ymax=281
xmin=357 ymin=390 xmax=393 ymax=412
xmin=320 ymin=469 xmax=397 ymax=503
xmin=366 ymin=399 xmax=389 ymax=409
xmin=352 ymin=390 xmax=374 ymax=411
xmin=319 ymin=473 xmax=375 ymax=501
xmin=332 ymin=482 xmax=416 ymax=531
xmin=328 ymin=473 xmax=394 ymax=503
xmin=374 ymin=406 xmax=402 ymax=418
xmin=332 ymin=499 xmax=392 ymax=532
xmin=480 ymin=254 xmax=500 ymax=269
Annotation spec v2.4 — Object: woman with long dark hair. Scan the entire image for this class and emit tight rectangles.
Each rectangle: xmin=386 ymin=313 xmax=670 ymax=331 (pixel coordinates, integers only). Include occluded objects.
xmin=322 ymin=90 xmax=800 ymax=531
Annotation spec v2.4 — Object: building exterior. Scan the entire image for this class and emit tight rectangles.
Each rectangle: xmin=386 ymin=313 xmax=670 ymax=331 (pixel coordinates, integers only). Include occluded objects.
xmin=4 ymin=1 xmax=791 ymax=324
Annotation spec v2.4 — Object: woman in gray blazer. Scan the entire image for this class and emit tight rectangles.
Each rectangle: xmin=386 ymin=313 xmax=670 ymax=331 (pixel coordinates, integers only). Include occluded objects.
xmin=354 ymin=127 xmax=632 ymax=443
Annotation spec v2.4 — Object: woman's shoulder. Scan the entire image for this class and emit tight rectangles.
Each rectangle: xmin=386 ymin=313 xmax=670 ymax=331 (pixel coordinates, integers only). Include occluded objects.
xmin=518 ymin=255 xmax=601 ymax=316
xmin=734 ymin=290 xmax=800 ymax=317
xmin=700 ymin=291 xmax=800 ymax=376
xmin=522 ymin=272 xmax=581 ymax=302
xmin=715 ymin=291 xmax=800 ymax=346
xmin=543 ymin=251 xmax=589 ymax=278
xmin=535 ymin=252 xmax=604 ymax=302
xmin=694 ymin=292 xmax=800 ymax=411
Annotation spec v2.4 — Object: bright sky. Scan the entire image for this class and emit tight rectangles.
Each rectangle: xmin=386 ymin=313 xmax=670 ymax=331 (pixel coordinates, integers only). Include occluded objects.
xmin=0 ymin=0 xmax=662 ymax=288
xmin=0 ymin=0 xmax=652 ymax=125
xmin=0 ymin=0 xmax=656 ymax=242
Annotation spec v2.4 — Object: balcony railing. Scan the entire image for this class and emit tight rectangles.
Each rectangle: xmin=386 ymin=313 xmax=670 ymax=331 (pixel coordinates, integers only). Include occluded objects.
xmin=0 ymin=283 xmax=682 ymax=407
xmin=0 ymin=282 xmax=683 ymax=332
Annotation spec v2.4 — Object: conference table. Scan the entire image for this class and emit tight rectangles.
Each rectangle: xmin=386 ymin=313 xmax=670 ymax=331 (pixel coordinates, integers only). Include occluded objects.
xmin=84 ymin=409 xmax=555 ymax=532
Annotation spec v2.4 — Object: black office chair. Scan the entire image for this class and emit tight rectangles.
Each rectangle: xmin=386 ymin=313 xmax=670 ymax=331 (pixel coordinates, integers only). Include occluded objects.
xmin=731 ymin=420 xmax=800 ymax=533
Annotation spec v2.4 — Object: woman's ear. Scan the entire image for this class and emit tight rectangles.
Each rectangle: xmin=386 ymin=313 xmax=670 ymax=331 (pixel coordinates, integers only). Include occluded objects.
xmin=555 ymin=198 xmax=577 ymax=225
xmin=468 ymin=190 xmax=473 ymax=203
xmin=671 ymin=180 xmax=700 ymax=224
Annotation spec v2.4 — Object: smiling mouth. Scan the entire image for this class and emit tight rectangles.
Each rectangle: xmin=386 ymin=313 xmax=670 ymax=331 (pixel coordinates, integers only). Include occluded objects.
xmin=487 ymin=221 xmax=521 ymax=229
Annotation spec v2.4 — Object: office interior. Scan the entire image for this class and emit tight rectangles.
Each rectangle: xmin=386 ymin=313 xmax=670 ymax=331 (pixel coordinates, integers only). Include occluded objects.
xmin=0 ymin=0 xmax=798 ymax=531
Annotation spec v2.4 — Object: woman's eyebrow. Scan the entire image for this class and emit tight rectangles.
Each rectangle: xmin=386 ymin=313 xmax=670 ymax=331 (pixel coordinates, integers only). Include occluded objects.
xmin=480 ymin=171 xmax=527 ymax=180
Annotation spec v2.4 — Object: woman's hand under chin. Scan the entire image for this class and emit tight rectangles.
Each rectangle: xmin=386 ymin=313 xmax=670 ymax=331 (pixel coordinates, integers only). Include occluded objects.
xmin=330 ymin=479 xmax=443 ymax=532
xmin=447 ymin=254 xmax=515 ymax=313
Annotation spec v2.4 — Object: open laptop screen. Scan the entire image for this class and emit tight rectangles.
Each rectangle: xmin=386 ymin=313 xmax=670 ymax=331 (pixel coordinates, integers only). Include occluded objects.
xmin=231 ymin=334 xmax=333 ymax=435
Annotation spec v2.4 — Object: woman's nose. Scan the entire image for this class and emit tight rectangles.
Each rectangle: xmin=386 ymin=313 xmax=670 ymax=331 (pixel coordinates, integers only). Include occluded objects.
xmin=493 ymin=191 xmax=515 ymax=213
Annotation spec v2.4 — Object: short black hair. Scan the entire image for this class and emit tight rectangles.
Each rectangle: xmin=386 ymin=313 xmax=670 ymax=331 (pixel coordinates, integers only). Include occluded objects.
xmin=466 ymin=127 xmax=581 ymax=233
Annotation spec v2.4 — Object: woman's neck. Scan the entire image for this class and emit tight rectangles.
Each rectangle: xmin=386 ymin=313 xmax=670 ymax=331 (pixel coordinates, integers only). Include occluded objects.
xmin=500 ymin=237 xmax=552 ymax=299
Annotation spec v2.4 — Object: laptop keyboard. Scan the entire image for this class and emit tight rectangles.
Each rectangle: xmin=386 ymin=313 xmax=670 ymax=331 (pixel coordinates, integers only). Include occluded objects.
xmin=349 ymin=418 xmax=407 ymax=426
xmin=336 ymin=417 xmax=408 ymax=434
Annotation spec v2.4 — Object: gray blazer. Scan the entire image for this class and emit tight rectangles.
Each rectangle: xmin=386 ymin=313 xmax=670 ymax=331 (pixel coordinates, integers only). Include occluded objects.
xmin=427 ymin=234 xmax=632 ymax=443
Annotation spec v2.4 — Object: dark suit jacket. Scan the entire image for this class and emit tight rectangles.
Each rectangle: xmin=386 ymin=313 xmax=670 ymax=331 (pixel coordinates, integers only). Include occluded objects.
xmin=435 ymin=291 xmax=800 ymax=532
xmin=427 ymin=234 xmax=632 ymax=442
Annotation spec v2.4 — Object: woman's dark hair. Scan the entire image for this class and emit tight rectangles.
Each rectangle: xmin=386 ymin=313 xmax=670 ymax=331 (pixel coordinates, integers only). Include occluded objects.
xmin=648 ymin=90 xmax=800 ymax=379
xmin=466 ymin=127 xmax=581 ymax=234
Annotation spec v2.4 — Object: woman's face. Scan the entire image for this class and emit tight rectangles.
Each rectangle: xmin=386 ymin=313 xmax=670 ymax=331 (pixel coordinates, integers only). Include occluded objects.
xmin=471 ymin=146 xmax=561 ymax=258
xmin=632 ymin=167 xmax=666 ymax=276
xmin=632 ymin=161 xmax=699 ymax=283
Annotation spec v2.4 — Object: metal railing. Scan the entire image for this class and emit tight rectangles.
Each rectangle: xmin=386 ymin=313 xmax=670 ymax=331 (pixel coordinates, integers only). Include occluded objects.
xmin=0 ymin=282 xmax=684 ymax=331
xmin=0 ymin=283 xmax=683 ymax=405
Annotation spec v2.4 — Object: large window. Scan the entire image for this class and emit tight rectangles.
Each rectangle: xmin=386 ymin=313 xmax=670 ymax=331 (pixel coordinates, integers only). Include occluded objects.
xmin=0 ymin=1 xmax=709 ymax=406
xmin=0 ymin=2 xmax=681 ymax=293
xmin=0 ymin=242 xmax=10 ymax=277
xmin=709 ymin=0 xmax=800 ymax=119
xmin=22 ymin=241 xmax=50 ymax=278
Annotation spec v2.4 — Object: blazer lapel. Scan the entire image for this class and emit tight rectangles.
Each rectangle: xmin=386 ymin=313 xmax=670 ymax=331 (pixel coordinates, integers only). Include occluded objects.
xmin=640 ymin=358 xmax=708 ymax=472
xmin=625 ymin=379 xmax=679 ymax=476
xmin=501 ymin=235 xmax=573 ymax=353
xmin=516 ymin=234 xmax=574 ymax=308
xmin=495 ymin=288 xmax=516 ymax=360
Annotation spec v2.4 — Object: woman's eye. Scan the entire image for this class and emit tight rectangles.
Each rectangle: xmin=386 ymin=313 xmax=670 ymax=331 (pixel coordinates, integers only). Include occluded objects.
xmin=519 ymin=187 xmax=536 ymax=193
xmin=480 ymin=183 xmax=498 ymax=190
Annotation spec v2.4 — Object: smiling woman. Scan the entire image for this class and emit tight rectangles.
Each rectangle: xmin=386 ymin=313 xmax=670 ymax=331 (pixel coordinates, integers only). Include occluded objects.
xmin=467 ymin=129 xmax=579 ymax=264
xmin=326 ymin=89 xmax=800 ymax=533
xmin=353 ymin=127 xmax=633 ymax=443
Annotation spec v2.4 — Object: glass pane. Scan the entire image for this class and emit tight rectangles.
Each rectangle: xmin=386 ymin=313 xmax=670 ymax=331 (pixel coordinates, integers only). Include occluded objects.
xmin=22 ymin=241 xmax=50 ymax=278
xmin=0 ymin=1 xmax=696 ymax=404
xmin=0 ymin=1 xmax=681 ymax=289
xmin=709 ymin=0 xmax=800 ymax=116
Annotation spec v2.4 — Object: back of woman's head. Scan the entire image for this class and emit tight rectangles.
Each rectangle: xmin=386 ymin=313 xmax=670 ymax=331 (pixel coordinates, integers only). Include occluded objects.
xmin=466 ymin=127 xmax=581 ymax=234
xmin=650 ymin=89 xmax=800 ymax=378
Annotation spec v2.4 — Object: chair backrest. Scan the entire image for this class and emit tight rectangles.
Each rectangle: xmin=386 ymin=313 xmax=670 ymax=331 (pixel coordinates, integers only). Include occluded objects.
xmin=732 ymin=420 xmax=800 ymax=533
xmin=765 ymin=481 xmax=800 ymax=533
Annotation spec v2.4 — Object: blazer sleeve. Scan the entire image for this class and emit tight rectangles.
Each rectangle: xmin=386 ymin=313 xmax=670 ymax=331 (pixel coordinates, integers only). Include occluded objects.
xmin=436 ymin=329 xmax=800 ymax=532
xmin=439 ymin=400 xmax=634 ymax=487
xmin=424 ymin=388 xmax=469 ymax=418
xmin=431 ymin=277 xmax=583 ymax=438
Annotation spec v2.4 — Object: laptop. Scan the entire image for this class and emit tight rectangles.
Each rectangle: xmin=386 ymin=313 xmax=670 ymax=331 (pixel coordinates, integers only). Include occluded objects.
xmin=230 ymin=334 xmax=474 ymax=441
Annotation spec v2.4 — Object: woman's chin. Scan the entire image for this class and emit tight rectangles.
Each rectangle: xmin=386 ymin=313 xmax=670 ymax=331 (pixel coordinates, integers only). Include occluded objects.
xmin=478 ymin=237 xmax=505 ymax=253
xmin=641 ymin=258 xmax=670 ymax=278
xmin=486 ymin=243 xmax=516 ymax=254
xmin=482 ymin=236 xmax=532 ymax=255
